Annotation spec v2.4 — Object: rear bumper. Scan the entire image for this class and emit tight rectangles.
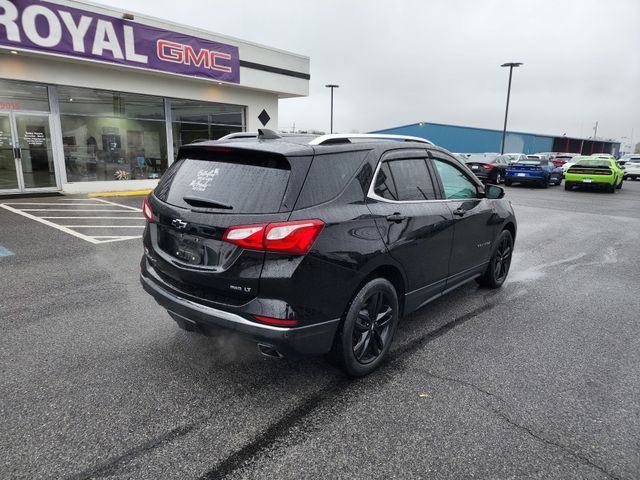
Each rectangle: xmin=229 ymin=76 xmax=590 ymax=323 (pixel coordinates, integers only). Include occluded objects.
xmin=140 ymin=269 xmax=340 ymax=356
xmin=505 ymin=174 xmax=545 ymax=183
xmin=564 ymin=174 xmax=613 ymax=185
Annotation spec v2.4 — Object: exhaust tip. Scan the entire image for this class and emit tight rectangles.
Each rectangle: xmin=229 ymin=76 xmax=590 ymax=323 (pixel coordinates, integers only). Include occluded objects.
xmin=258 ymin=343 xmax=284 ymax=359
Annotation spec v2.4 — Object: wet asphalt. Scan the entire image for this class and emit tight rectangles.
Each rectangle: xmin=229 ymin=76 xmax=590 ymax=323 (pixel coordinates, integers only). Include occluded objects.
xmin=1 ymin=181 xmax=639 ymax=480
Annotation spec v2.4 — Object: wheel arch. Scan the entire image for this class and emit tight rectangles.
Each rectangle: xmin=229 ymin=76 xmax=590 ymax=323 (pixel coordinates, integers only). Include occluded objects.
xmin=502 ymin=221 xmax=516 ymax=242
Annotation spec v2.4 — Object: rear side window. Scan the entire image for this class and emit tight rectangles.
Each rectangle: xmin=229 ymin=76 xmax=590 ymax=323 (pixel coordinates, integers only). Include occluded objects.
xmin=374 ymin=158 xmax=437 ymax=201
xmin=295 ymin=151 xmax=367 ymax=209
xmin=156 ymin=150 xmax=291 ymax=213
xmin=433 ymin=159 xmax=478 ymax=199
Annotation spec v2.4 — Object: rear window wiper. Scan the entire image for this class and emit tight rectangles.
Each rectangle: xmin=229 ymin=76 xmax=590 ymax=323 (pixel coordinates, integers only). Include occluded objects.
xmin=183 ymin=195 xmax=233 ymax=210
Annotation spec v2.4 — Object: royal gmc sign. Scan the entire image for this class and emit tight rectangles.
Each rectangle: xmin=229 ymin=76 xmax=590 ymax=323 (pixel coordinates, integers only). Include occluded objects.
xmin=0 ymin=0 xmax=240 ymax=83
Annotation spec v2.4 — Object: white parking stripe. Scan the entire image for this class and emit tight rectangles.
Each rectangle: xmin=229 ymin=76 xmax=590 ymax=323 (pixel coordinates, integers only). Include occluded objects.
xmin=19 ymin=209 xmax=139 ymax=212
xmin=0 ymin=203 xmax=101 ymax=244
xmin=60 ymin=225 xmax=145 ymax=228
xmin=1 ymin=202 xmax=107 ymax=206
xmin=95 ymin=198 xmax=142 ymax=212
xmin=40 ymin=216 xmax=145 ymax=219
xmin=1 ymin=198 xmax=145 ymax=245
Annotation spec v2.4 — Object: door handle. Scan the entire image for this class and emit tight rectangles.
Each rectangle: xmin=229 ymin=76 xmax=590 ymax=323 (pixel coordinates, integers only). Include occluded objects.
xmin=453 ymin=207 xmax=466 ymax=217
xmin=386 ymin=213 xmax=407 ymax=223
xmin=14 ymin=147 xmax=21 ymax=159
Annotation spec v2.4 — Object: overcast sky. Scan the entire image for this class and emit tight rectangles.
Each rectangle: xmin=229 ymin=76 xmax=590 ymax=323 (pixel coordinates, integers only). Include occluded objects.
xmin=100 ymin=0 xmax=640 ymax=146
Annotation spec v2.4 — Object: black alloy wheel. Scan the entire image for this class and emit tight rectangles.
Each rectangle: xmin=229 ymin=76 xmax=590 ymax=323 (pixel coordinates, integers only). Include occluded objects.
xmin=352 ymin=291 xmax=394 ymax=364
xmin=331 ymin=278 xmax=399 ymax=377
xmin=477 ymin=230 xmax=513 ymax=288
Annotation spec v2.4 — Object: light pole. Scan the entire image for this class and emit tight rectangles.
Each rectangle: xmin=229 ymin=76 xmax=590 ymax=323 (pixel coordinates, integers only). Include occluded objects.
xmin=325 ymin=84 xmax=339 ymax=133
xmin=500 ymin=62 xmax=523 ymax=154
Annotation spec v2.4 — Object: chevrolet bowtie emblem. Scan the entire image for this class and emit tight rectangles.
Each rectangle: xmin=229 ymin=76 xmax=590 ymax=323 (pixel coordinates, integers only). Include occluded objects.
xmin=171 ymin=219 xmax=188 ymax=230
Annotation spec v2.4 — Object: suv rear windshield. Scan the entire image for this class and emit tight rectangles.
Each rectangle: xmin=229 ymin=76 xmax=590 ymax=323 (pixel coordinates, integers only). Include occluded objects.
xmin=156 ymin=150 xmax=291 ymax=213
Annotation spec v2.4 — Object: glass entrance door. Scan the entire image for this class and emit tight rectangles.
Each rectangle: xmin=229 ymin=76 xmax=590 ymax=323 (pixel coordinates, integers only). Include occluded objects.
xmin=0 ymin=112 xmax=57 ymax=192
xmin=0 ymin=113 xmax=19 ymax=190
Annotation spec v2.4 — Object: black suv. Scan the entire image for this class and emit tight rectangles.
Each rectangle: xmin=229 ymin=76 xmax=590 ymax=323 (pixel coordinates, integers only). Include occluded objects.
xmin=140 ymin=131 xmax=516 ymax=376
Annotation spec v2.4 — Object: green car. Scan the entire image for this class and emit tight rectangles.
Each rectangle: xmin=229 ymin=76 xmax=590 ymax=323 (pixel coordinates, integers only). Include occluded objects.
xmin=564 ymin=157 xmax=624 ymax=193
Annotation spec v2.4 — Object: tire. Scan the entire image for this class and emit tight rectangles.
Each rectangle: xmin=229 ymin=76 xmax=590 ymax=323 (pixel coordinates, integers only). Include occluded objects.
xmin=331 ymin=278 xmax=399 ymax=377
xmin=616 ymin=179 xmax=622 ymax=190
xmin=541 ymin=177 xmax=549 ymax=189
xmin=504 ymin=179 xmax=512 ymax=186
xmin=476 ymin=230 xmax=513 ymax=289
xmin=565 ymin=183 xmax=572 ymax=191
xmin=607 ymin=183 xmax=615 ymax=193
xmin=494 ymin=171 xmax=502 ymax=184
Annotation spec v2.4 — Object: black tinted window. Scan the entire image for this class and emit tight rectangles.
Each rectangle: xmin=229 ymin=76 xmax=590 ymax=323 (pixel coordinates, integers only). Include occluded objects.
xmin=374 ymin=158 xmax=436 ymax=201
xmin=296 ymin=151 xmax=367 ymax=209
xmin=159 ymin=150 xmax=291 ymax=213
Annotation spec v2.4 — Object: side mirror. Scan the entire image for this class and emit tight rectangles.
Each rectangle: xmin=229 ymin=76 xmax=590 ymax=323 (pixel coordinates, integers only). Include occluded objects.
xmin=485 ymin=184 xmax=505 ymax=199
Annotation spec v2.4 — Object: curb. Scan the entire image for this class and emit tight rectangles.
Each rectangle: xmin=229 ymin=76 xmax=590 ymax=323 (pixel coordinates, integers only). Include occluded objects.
xmin=87 ymin=189 xmax=152 ymax=198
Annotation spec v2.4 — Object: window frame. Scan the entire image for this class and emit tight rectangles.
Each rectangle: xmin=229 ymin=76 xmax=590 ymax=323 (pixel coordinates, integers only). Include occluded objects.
xmin=430 ymin=152 xmax=483 ymax=200
xmin=367 ymin=149 xmax=443 ymax=203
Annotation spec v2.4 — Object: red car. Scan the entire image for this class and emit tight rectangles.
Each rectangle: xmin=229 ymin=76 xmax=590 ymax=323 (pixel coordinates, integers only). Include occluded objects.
xmin=550 ymin=153 xmax=579 ymax=168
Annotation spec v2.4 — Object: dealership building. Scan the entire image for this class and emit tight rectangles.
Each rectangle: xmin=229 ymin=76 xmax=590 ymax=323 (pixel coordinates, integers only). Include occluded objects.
xmin=373 ymin=122 xmax=621 ymax=156
xmin=0 ymin=0 xmax=309 ymax=194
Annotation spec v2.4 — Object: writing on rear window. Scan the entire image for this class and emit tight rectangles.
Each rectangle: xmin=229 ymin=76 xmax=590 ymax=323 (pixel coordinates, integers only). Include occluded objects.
xmin=190 ymin=168 xmax=220 ymax=192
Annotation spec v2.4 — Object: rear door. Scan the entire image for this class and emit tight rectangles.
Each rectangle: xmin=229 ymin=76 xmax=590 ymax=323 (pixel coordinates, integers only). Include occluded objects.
xmin=145 ymin=146 xmax=311 ymax=305
xmin=431 ymin=154 xmax=495 ymax=286
xmin=366 ymin=150 xmax=454 ymax=308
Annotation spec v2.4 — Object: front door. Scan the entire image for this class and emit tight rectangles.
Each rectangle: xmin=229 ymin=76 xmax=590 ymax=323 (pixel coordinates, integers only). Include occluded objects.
xmin=431 ymin=155 xmax=496 ymax=286
xmin=366 ymin=151 xmax=455 ymax=311
xmin=0 ymin=112 xmax=58 ymax=193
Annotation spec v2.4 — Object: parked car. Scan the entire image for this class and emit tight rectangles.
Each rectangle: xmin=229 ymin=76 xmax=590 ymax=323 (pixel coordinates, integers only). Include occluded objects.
xmin=622 ymin=156 xmax=640 ymax=180
xmin=451 ymin=153 xmax=469 ymax=166
xmin=140 ymin=131 xmax=517 ymax=376
xmin=504 ymin=156 xmax=563 ymax=187
xmin=564 ymin=157 xmax=624 ymax=192
xmin=550 ymin=153 xmax=579 ymax=168
xmin=464 ymin=153 xmax=509 ymax=184
xmin=589 ymin=153 xmax=615 ymax=159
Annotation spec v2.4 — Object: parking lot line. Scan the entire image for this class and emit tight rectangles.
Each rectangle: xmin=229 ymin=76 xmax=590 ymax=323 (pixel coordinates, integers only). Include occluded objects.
xmin=59 ymin=225 xmax=145 ymax=228
xmin=18 ymin=209 xmax=140 ymax=212
xmin=0 ymin=203 xmax=102 ymax=244
xmin=0 ymin=197 xmax=146 ymax=245
xmin=39 ymin=217 xmax=144 ymax=219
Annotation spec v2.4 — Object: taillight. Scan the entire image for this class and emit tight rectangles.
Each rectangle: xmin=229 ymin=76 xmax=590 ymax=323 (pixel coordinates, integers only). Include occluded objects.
xmin=482 ymin=164 xmax=493 ymax=169
xmin=143 ymin=197 xmax=154 ymax=222
xmin=222 ymin=219 xmax=324 ymax=255
xmin=264 ymin=220 xmax=324 ymax=254
xmin=254 ymin=315 xmax=298 ymax=327
xmin=222 ymin=224 xmax=266 ymax=250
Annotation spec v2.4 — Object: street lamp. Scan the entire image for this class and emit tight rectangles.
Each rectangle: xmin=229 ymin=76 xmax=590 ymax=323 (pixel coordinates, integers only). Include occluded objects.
xmin=500 ymin=62 xmax=523 ymax=154
xmin=325 ymin=84 xmax=339 ymax=134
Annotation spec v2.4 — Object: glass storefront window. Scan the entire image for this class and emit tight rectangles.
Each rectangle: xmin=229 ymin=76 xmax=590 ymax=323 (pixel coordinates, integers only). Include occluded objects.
xmin=58 ymin=87 xmax=167 ymax=182
xmin=171 ymin=98 xmax=244 ymax=156
xmin=0 ymin=79 xmax=49 ymax=112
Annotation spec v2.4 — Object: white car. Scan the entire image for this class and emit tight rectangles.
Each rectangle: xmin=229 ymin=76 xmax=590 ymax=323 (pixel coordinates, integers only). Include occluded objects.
xmin=623 ymin=157 xmax=640 ymax=180
xmin=590 ymin=153 xmax=615 ymax=159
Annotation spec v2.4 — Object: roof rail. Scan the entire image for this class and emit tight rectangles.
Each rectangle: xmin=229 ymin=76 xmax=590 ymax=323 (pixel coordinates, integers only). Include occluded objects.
xmin=217 ymin=132 xmax=260 ymax=141
xmin=308 ymin=133 xmax=434 ymax=146
xmin=217 ymin=130 xmax=312 ymax=141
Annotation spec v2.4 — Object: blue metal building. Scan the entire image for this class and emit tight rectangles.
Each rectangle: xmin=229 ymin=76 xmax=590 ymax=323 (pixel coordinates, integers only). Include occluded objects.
xmin=372 ymin=122 xmax=621 ymax=156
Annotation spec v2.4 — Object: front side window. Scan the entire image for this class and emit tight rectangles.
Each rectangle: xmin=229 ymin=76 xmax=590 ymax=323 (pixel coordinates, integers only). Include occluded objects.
xmin=433 ymin=159 xmax=478 ymax=199
xmin=373 ymin=158 xmax=436 ymax=201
